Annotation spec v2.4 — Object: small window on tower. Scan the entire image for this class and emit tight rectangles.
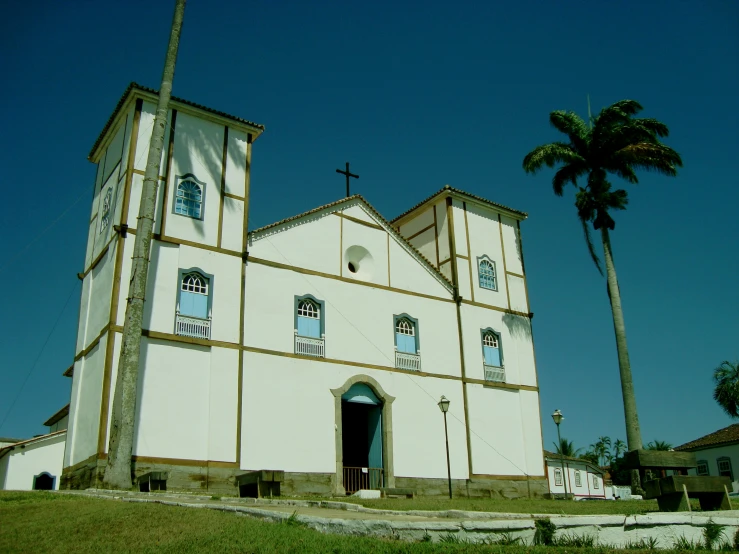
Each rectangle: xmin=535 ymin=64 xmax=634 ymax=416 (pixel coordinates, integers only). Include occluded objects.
xmin=175 ymin=179 xmax=204 ymax=219
xmin=100 ymin=187 xmax=113 ymax=234
xmin=478 ymin=256 xmax=497 ymax=290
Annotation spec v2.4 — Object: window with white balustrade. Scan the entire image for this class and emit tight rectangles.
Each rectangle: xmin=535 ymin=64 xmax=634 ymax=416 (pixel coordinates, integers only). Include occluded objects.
xmin=295 ymin=295 xmax=325 ymax=357
xmin=394 ymin=314 xmax=420 ymax=371
xmin=175 ymin=270 xmax=212 ymax=339
xmin=481 ymin=328 xmax=504 ymax=382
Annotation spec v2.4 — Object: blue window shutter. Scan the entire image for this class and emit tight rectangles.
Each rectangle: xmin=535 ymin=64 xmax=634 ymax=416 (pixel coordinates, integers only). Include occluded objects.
xmin=298 ymin=316 xmax=320 ymax=338
xmin=484 ymin=346 xmax=501 ymax=366
xmin=396 ymin=333 xmax=416 ymax=353
xmin=191 ymin=294 xmax=208 ymax=318
xmin=179 ymin=290 xmax=196 ymax=316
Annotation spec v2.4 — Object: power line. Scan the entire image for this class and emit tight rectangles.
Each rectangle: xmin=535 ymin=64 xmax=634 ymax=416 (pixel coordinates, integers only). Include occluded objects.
xmin=0 ymin=279 xmax=80 ymax=433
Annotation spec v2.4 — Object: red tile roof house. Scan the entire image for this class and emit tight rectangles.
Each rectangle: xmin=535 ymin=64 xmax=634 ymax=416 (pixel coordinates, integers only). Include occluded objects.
xmin=675 ymin=423 xmax=739 ymax=493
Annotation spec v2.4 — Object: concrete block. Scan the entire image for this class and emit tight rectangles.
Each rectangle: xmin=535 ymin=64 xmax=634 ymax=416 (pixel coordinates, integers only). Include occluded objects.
xmin=352 ymin=489 xmax=381 ymax=499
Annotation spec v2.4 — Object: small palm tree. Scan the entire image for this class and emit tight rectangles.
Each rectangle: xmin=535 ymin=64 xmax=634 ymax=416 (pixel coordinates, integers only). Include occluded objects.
xmin=523 ymin=101 xmax=682 ymax=461
xmin=713 ymin=361 xmax=739 ymax=418
xmin=646 ymin=440 xmax=673 ymax=451
xmin=612 ymin=438 xmax=627 ymax=459
xmin=553 ymin=438 xmax=582 ymax=458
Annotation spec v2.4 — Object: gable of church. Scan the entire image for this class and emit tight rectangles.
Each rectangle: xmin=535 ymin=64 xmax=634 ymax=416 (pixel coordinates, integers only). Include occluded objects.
xmin=248 ymin=197 xmax=453 ymax=298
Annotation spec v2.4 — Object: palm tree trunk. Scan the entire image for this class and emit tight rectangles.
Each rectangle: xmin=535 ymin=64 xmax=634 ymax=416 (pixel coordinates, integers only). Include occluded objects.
xmin=103 ymin=0 xmax=187 ymax=490
xmin=600 ymin=226 xmax=644 ymax=493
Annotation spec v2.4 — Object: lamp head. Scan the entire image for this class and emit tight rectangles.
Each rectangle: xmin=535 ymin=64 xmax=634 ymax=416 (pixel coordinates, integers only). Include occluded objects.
xmin=551 ymin=409 xmax=564 ymax=425
xmin=438 ymin=395 xmax=450 ymax=413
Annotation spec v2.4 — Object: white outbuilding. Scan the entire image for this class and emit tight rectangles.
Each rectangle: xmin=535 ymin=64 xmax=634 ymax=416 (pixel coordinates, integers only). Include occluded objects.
xmin=57 ymin=83 xmax=547 ymax=497
xmin=544 ymin=450 xmax=606 ymax=499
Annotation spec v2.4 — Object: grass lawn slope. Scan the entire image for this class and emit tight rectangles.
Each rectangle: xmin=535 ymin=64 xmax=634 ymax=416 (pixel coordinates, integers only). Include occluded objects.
xmin=0 ymin=492 xmax=693 ymax=553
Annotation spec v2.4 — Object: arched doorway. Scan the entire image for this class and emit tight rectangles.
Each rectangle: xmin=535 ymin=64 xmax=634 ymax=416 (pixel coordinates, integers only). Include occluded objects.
xmin=331 ymin=375 xmax=395 ymax=495
xmin=33 ymin=472 xmax=55 ymax=490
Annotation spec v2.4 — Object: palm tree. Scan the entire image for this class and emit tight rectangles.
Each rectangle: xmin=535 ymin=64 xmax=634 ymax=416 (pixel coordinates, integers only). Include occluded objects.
xmin=553 ymin=438 xmax=581 ymax=458
xmin=523 ymin=101 xmax=682 ymax=471
xmin=612 ymin=438 xmax=627 ymax=459
xmin=713 ymin=361 xmax=739 ymax=418
xmin=646 ymin=440 xmax=673 ymax=451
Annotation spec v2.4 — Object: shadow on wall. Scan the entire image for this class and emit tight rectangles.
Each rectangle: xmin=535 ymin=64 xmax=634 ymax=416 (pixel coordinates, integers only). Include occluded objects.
xmin=502 ymin=313 xmax=532 ymax=340
xmin=166 ymin=114 xmax=248 ymax=239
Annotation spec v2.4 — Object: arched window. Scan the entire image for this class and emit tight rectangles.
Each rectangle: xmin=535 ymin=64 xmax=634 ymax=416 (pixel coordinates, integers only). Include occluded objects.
xmin=175 ymin=180 xmax=203 ymax=219
xmin=478 ymin=258 xmax=497 ymax=290
xmin=554 ymin=467 xmax=563 ymax=486
xmin=395 ymin=317 xmax=417 ymax=354
xmin=297 ymin=298 xmax=321 ymax=338
xmin=33 ymin=472 xmax=55 ymax=490
xmin=100 ymin=187 xmax=113 ymax=233
xmin=179 ymin=272 xmax=209 ymax=318
xmin=574 ymin=470 xmax=582 ymax=487
xmin=482 ymin=330 xmax=502 ymax=367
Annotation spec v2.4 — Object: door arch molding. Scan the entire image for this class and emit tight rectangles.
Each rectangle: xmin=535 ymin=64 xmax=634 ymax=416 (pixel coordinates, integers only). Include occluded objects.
xmin=331 ymin=375 xmax=395 ymax=495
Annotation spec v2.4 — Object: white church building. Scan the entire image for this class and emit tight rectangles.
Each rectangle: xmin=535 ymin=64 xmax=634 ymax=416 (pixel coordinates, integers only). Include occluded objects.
xmin=61 ymin=83 xmax=546 ymax=496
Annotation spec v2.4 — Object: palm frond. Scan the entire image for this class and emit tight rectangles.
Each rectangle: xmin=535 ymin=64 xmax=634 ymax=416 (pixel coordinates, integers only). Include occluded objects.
xmin=614 ymin=143 xmax=683 ymax=176
xmin=631 ymin=118 xmax=670 ymax=138
xmin=549 ymin=110 xmax=589 ymax=152
xmin=522 ymin=142 xmax=583 ymax=174
xmin=552 ymin=164 xmax=586 ymax=196
xmin=713 ymin=361 xmax=739 ymax=419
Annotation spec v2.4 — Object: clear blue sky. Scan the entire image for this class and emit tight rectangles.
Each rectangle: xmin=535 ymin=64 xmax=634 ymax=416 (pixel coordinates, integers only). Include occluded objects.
xmin=1 ymin=1 xmax=737 ymax=459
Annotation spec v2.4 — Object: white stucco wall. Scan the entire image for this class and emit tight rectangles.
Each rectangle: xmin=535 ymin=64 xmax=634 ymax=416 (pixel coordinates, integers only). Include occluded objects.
xmin=1 ymin=433 xmax=66 ymax=490
xmin=686 ymin=443 xmax=739 ymax=492
xmin=241 ymin=351 xmax=470 ymax=479
xmin=546 ymin=458 xmax=605 ymax=498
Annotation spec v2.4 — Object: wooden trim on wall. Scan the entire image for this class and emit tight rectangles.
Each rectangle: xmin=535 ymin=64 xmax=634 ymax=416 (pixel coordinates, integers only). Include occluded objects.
xmin=79 ymin=241 xmax=111 ymax=279
xmin=248 ymin=256 xmax=455 ymax=304
xmin=217 ymin=126 xmax=229 ymax=249
xmin=334 ymin=212 xmax=383 ymax=231
xmin=438 ymin=257 xmax=452 ymax=266
xmin=224 ymin=192 xmax=244 ymax=201
xmin=446 ymin=197 xmax=474 ymax=479
xmin=506 ymin=271 xmax=525 ymax=279
xmin=125 ymin=228 xmax=243 ymax=258
xmin=243 ymin=345 xmax=460 ymax=382
xmin=433 ymin=204 xmax=440 ymax=266
xmin=139 ymin=328 xmax=241 ymax=350
xmin=471 ymin=473 xmax=546 ymax=481
xmin=237 ymin=133 xmax=252 ymax=465
xmin=131 ymin=455 xmax=238 ymax=468
xmin=405 ymin=222 xmax=436 ymax=241
xmin=96 ymin=98 xmax=142 ymax=457
xmin=386 ymin=232 xmax=391 ymax=287
xmin=74 ymin=324 xmax=111 ymax=361
xmin=159 ymin=109 xmax=177 ymax=237
xmin=132 ymin=169 xmax=166 ymax=181
xmin=463 ymin=202 xmax=475 ymax=303
xmin=460 ymin=299 xmax=531 ymax=319
xmin=497 ymin=214 xmax=511 ymax=310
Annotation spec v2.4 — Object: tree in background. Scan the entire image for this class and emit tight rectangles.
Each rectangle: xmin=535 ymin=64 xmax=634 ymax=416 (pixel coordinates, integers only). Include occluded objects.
xmin=645 ymin=440 xmax=673 ymax=451
xmin=523 ymin=100 xmax=682 ymax=492
xmin=553 ymin=438 xmax=582 ymax=458
xmin=713 ymin=361 xmax=739 ymax=418
xmin=612 ymin=438 xmax=627 ymax=459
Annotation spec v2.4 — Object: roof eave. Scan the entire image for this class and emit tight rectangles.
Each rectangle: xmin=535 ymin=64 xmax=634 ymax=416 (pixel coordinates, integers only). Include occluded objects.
xmin=88 ymin=83 xmax=265 ymax=163
xmin=391 ymin=185 xmax=528 ymax=227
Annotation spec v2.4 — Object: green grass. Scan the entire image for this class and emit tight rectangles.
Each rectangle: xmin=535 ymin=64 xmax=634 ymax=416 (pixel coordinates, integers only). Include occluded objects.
xmin=0 ymin=492 xmax=692 ymax=553
xmin=286 ymin=495 xmax=679 ymax=515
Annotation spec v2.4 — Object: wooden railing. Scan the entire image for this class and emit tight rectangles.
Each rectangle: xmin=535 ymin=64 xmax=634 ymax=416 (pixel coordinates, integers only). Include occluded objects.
xmin=395 ymin=351 xmax=421 ymax=371
xmin=295 ymin=334 xmax=325 ymax=358
xmin=343 ymin=467 xmax=384 ymax=494
xmin=175 ymin=312 xmax=211 ymax=339
xmin=484 ymin=364 xmax=505 ymax=383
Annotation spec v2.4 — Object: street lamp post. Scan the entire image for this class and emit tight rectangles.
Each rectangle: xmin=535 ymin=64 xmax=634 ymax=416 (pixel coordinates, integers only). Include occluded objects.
xmin=551 ymin=409 xmax=569 ymax=498
xmin=438 ymin=396 xmax=452 ymax=499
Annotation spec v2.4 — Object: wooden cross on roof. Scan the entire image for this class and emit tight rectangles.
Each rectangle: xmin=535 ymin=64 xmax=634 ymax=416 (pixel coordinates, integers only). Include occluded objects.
xmin=336 ymin=162 xmax=359 ymax=197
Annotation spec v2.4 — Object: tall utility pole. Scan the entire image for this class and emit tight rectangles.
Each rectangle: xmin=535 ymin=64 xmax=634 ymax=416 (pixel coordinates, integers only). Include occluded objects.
xmin=103 ymin=0 xmax=187 ymax=490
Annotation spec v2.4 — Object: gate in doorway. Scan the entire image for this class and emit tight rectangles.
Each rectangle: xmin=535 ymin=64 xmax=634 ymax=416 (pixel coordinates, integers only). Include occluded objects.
xmin=332 ymin=377 xmax=395 ymax=495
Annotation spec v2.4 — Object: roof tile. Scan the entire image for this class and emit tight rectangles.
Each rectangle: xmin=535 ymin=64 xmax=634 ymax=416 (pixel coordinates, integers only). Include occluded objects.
xmin=674 ymin=423 xmax=739 ymax=451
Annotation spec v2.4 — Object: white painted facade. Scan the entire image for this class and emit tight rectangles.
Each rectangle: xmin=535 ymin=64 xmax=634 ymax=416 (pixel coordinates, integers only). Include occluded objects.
xmin=544 ymin=452 xmax=606 ymax=499
xmin=685 ymin=444 xmax=739 ymax=493
xmin=0 ymin=431 xmax=67 ymax=490
xmin=61 ymin=84 xmax=545 ymax=494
